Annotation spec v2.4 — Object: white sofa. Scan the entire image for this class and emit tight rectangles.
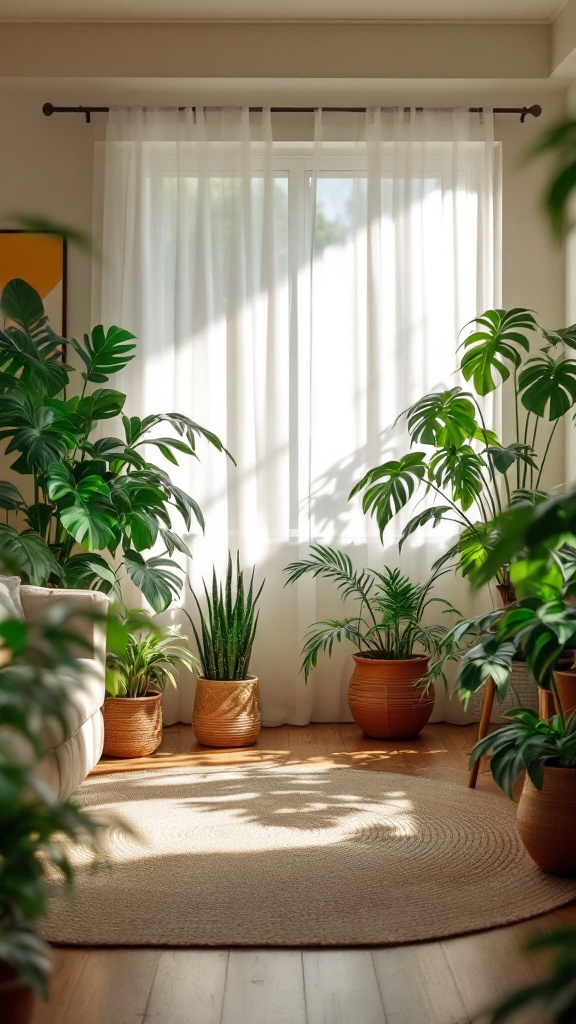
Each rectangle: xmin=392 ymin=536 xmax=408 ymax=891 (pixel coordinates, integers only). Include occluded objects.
xmin=19 ymin=585 xmax=109 ymax=799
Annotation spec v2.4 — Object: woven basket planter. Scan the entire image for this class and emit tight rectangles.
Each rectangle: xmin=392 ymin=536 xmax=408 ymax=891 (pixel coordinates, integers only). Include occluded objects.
xmin=468 ymin=660 xmax=539 ymax=724
xmin=193 ymin=676 xmax=261 ymax=748
xmin=348 ymin=655 xmax=433 ymax=740
xmin=517 ymin=765 xmax=576 ymax=877
xmin=102 ymin=691 xmax=163 ymax=758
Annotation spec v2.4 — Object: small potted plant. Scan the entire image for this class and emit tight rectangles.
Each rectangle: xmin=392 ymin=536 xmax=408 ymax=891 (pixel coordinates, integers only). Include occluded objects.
xmin=189 ymin=553 xmax=264 ymax=748
xmin=284 ymin=545 xmax=457 ymax=739
xmin=103 ymin=608 xmax=198 ymax=758
xmin=469 ymin=707 xmax=576 ymax=876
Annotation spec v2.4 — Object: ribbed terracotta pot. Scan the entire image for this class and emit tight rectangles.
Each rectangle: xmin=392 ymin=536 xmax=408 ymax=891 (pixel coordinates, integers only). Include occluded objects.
xmin=0 ymin=959 xmax=36 ymax=1024
xmin=553 ymin=670 xmax=576 ymax=716
xmin=193 ymin=676 xmax=261 ymax=748
xmin=348 ymin=655 xmax=433 ymax=739
xmin=517 ymin=765 xmax=576 ymax=876
xmin=102 ymin=691 xmax=163 ymax=758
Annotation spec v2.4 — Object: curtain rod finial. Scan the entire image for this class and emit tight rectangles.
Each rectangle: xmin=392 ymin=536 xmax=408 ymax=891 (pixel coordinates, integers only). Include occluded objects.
xmin=42 ymin=102 xmax=54 ymax=117
xmin=522 ymin=104 xmax=542 ymax=122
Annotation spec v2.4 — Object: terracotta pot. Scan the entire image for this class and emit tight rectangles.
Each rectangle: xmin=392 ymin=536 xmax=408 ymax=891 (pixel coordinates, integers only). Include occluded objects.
xmin=553 ymin=670 xmax=576 ymax=716
xmin=517 ymin=765 xmax=576 ymax=876
xmin=347 ymin=655 xmax=433 ymax=739
xmin=193 ymin=676 xmax=261 ymax=748
xmin=102 ymin=691 xmax=163 ymax=758
xmin=0 ymin=959 xmax=36 ymax=1024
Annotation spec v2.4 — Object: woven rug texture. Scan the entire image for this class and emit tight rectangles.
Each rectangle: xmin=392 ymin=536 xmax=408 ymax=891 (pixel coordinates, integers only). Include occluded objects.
xmin=42 ymin=765 xmax=576 ymax=947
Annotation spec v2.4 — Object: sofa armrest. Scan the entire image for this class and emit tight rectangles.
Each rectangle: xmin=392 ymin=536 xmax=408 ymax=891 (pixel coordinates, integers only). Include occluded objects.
xmin=19 ymin=586 xmax=110 ymax=665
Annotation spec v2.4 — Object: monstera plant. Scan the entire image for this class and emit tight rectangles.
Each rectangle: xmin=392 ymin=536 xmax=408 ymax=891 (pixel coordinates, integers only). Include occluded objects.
xmin=0 ymin=278 xmax=231 ymax=612
xmin=350 ymin=307 xmax=576 ymax=603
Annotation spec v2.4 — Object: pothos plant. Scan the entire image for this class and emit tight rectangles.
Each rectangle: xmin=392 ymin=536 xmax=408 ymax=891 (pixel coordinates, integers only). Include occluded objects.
xmin=0 ymin=278 xmax=232 ymax=612
xmin=350 ymin=307 xmax=576 ymax=602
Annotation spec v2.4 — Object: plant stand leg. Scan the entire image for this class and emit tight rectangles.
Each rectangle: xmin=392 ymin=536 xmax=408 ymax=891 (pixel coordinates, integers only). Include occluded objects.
xmin=538 ymin=688 xmax=556 ymax=720
xmin=468 ymin=676 xmax=496 ymax=789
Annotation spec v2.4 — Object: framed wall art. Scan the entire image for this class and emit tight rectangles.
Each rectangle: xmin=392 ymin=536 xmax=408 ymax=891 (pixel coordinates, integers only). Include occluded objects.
xmin=0 ymin=229 xmax=67 ymax=335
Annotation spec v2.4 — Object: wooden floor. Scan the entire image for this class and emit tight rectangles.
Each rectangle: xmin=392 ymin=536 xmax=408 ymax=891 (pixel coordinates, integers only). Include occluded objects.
xmin=34 ymin=722 xmax=575 ymax=1024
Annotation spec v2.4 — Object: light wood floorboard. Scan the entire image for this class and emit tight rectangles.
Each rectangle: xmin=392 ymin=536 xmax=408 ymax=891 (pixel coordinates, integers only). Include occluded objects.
xmin=33 ymin=722 xmax=575 ymax=1024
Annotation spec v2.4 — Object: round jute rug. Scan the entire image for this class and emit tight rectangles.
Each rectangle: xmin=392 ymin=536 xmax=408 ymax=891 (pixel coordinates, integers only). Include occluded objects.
xmin=42 ymin=765 xmax=576 ymax=947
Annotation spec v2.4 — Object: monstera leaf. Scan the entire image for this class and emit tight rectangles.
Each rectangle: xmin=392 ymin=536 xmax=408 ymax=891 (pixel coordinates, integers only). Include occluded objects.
xmin=349 ymin=453 xmax=427 ymax=536
xmin=459 ymin=308 xmax=536 ymax=396
xmin=0 ymin=525 xmax=63 ymax=585
xmin=46 ymin=463 xmax=117 ymax=551
xmin=69 ymin=324 xmax=137 ymax=384
xmin=124 ymin=550 xmax=183 ymax=612
xmin=429 ymin=446 xmax=485 ymax=511
xmin=405 ymin=388 xmax=479 ymax=447
xmin=519 ymin=354 xmax=576 ymax=420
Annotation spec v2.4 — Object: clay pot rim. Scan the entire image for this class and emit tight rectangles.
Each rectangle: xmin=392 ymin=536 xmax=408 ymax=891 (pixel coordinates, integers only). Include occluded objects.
xmin=539 ymin=762 xmax=576 ymax=777
xmin=352 ymin=654 xmax=429 ymax=665
xmin=553 ymin=668 xmax=576 ymax=679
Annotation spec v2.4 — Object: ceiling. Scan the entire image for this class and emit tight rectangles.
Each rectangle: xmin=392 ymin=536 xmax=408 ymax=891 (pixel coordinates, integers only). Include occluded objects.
xmin=0 ymin=0 xmax=568 ymax=21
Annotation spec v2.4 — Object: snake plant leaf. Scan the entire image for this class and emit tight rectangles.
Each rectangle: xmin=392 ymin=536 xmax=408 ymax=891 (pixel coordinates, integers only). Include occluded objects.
xmin=518 ymin=354 xmax=576 ymax=420
xmin=459 ymin=308 xmax=535 ymax=396
xmin=405 ymin=388 xmax=478 ymax=447
xmin=349 ymin=453 xmax=427 ymax=536
xmin=484 ymin=443 xmax=538 ymax=475
xmin=398 ymin=506 xmax=453 ymax=551
xmin=69 ymin=325 xmax=137 ymax=384
xmin=0 ymin=480 xmax=24 ymax=510
xmin=124 ymin=550 xmax=183 ymax=612
xmin=542 ymin=324 xmax=576 ymax=350
xmin=429 ymin=446 xmax=485 ymax=511
xmin=0 ymin=525 xmax=63 ymax=585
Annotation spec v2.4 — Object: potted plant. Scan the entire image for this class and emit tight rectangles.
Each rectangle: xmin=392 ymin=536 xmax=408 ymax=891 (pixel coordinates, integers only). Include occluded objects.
xmin=469 ymin=707 xmax=576 ymax=876
xmin=349 ymin=307 xmax=576 ymax=607
xmin=0 ymin=597 xmax=108 ymax=1022
xmin=189 ymin=553 xmax=264 ymax=748
xmin=284 ymin=545 xmax=457 ymax=739
xmin=0 ymin=278 xmax=232 ymax=612
xmin=103 ymin=608 xmax=198 ymax=758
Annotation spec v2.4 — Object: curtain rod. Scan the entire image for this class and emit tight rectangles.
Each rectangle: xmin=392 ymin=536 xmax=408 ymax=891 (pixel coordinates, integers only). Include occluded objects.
xmin=42 ymin=102 xmax=542 ymax=125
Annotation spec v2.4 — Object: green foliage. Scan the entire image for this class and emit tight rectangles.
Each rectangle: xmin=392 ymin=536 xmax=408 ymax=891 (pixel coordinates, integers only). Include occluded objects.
xmin=188 ymin=553 xmax=264 ymax=681
xmin=284 ymin=544 xmax=458 ymax=682
xmin=469 ymin=708 xmax=576 ymax=800
xmin=0 ymin=601 xmax=111 ymax=997
xmin=489 ymin=926 xmax=576 ymax=1023
xmin=0 ymin=279 xmax=233 ymax=612
xmin=105 ymin=607 xmax=198 ymax=699
xmin=350 ymin=306 xmax=576 ymax=589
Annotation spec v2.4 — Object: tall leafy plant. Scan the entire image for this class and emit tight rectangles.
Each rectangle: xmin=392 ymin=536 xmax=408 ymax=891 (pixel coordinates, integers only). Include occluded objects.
xmin=0 ymin=279 xmax=232 ymax=611
xmin=349 ymin=308 xmax=576 ymax=598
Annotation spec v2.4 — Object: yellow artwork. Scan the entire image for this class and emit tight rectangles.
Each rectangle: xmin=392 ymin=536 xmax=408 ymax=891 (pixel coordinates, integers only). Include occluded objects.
xmin=0 ymin=231 xmax=66 ymax=334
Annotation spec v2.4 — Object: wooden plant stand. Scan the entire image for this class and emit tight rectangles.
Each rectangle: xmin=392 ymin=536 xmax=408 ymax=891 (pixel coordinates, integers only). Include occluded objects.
xmin=468 ymin=680 xmax=556 ymax=788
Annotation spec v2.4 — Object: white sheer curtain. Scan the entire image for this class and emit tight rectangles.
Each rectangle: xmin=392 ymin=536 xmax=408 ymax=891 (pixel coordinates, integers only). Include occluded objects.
xmin=94 ymin=106 xmax=501 ymax=726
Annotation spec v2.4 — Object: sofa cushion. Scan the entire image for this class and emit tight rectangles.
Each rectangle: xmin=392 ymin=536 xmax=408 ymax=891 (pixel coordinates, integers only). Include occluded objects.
xmin=0 ymin=575 xmax=24 ymax=620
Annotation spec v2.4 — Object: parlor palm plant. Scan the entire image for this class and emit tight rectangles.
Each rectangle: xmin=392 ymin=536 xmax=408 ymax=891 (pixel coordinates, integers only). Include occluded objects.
xmin=0 ymin=278 xmax=232 ymax=612
xmin=284 ymin=545 xmax=458 ymax=738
